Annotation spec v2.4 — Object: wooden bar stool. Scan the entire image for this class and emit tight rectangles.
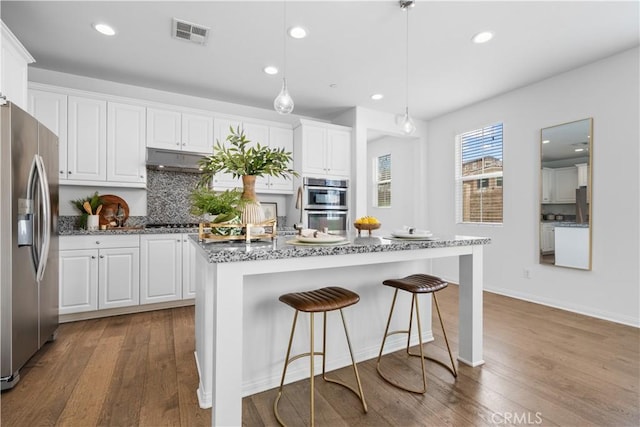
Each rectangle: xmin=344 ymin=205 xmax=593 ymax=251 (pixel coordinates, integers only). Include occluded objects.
xmin=274 ymin=286 xmax=368 ymax=426
xmin=376 ymin=274 xmax=457 ymax=394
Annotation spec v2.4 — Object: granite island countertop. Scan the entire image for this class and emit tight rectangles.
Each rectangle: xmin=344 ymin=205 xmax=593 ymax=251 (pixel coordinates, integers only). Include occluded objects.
xmin=191 ymin=233 xmax=491 ymax=263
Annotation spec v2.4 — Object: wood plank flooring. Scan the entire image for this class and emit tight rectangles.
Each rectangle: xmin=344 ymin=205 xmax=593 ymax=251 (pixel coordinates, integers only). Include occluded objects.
xmin=1 ymin=285 xmax=638 ymax=426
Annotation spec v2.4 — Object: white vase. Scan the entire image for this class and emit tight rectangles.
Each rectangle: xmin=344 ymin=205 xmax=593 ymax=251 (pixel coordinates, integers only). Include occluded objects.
xmin=241 ymin=202 xmax=265 ymax=225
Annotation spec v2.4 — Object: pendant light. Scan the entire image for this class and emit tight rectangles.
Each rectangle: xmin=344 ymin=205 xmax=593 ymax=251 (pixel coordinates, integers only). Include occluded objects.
xmin=274 ymin=1 xmax=294 ymax=114
xmin=399 ymin=0 xmax=416 ymax=135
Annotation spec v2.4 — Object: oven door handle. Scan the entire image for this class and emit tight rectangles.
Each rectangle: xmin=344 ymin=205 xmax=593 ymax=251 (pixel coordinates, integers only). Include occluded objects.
xmin=304 ymin=186 xmax=347 ymax=192
xmin=306 ymin=210 xmax=348 ymax=215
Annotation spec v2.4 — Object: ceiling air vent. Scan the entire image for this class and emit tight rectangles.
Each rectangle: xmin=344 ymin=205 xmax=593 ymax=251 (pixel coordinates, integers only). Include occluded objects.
xmin=172 ymin=18 xmax=210 ymax=45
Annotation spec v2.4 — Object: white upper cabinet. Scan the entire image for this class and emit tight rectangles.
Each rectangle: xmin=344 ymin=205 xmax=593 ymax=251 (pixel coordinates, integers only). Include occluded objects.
xmin=107 ymin=102 xmax=146 ymax=184
xmin=294 ymin=119 xmax=351 ymax=179
xmin=182 ymin=112 xmax=215 ymax=153
xmin=147 ymin=107 xmax=213 ymax=154
xmin=28 ymin=89 xmax=68 ymax=179
xmin=266 ymin=126 xmax=294 ymax=192
xmin=1 ymin=21 xmax=34 ymax=110
xmin=146 ymin=108 xmax=181 ymax=150
xmin=67 ymin=95 xmax=107 ymax=182
xmin=553 ymin=167 xmax=577 ymax=203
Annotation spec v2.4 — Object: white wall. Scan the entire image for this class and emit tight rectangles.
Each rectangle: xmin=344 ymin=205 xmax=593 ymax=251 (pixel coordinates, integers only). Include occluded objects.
xmin=426 ymin=47 xmax=640 ymax=326
xmin=367 ymin=135 xmax=418 ymax=230
xmin=349 ymin=107 xmax=428 ymax=228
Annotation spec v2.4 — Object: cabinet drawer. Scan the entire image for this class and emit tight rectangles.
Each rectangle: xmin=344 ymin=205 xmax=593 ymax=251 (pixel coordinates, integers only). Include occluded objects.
xmin=60 ymin=235 xmax=140 ymax=250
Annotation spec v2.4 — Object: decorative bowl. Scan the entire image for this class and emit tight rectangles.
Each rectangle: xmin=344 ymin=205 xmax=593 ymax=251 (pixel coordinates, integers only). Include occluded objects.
xmin=354 ymin=222 xmax=381 ymax=236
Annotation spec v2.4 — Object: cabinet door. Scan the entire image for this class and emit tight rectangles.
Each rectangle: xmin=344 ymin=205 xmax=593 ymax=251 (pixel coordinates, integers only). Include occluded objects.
xmin=182 ymin=235 xmax=196 ymax=299
xmin=182 ymin=113 xmax=214 ymax=154
xmin=326 ymin=129 xmax=351 ymax=178
xmin=67 ymin=96 xmax=107 ymax=181
xmin=541 ymin=168 xmax=553 ymax=203
xmin=212 ymin=118 xmax=242 ymax=188
xmin=540 ymin=224 xmax=555 ymax=253
xmin=1 ymin=23 xmax=32 ymax=110
xmin=244 ymin=122 xmax=271 ymax=191
xmin=267 ymin=127 xmax=294 ymax=192
xmin=99 ymin=247 xmax=140 ymax=309
xmin=107 ymin=102 xmax=146 ymax=184
xmin=59 ymin=249 xmax=98 ymax=314
xmin=140 ymin=235 xmax=182 ymax=304
xmin=301 ymin=125 xmax=327 ymax=176
xmin=146 ymin=108 xmax=182 ymax=150
xmin=28 ymin=90 xmax=68 ymax=180
xmin=554 ymin=167 xmax=577 ymax=203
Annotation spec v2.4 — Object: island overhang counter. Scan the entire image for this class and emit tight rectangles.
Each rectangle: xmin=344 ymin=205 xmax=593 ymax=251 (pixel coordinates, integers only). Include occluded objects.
xmin=190 ymin=233 xmax=490 ymax=426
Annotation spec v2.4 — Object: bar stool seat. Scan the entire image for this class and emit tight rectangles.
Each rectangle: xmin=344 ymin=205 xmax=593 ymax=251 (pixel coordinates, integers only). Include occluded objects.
xmin=376 ymin=274 xmax=457 ymax=394
xmin=274 ymin=286 xmax=367 ymax=426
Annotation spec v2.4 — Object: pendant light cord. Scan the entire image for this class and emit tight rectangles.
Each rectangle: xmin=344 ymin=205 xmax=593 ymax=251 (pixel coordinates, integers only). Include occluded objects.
xmin=405 ymin=4 xmax=410 ymax=115
xmin=283 ymin=0 xmax=287 ymax=81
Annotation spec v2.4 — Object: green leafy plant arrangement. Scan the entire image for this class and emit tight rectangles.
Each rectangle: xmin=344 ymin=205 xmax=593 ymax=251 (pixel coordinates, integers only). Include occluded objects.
xmin=70 ymin=191 xmax=101 ymax=227
xmin=198 ymin=126 xmax=297 ymax=187
xmin=190 ymin=187 xmax=242 ymax=220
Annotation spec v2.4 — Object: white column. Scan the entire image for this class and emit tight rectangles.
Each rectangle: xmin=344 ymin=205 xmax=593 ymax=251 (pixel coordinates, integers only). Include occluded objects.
xmin=457 ymin=245 xmax=485 ymax=366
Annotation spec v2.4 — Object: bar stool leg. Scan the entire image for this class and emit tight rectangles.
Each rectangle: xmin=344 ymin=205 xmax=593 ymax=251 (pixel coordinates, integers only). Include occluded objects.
xmin=433 ymin=293 xmax=457 ymax=377
xmin=310 ymin=312 xmax=315 ymax=427
xmin=274 ymin=310 xmax=299 ymax=426
xmin=413 ymin=294 xmax=428 ymax=393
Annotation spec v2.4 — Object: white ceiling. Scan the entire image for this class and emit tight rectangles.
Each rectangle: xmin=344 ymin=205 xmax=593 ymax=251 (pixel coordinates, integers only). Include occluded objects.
xmin=2 ymin=0 xmax=638 ymax=121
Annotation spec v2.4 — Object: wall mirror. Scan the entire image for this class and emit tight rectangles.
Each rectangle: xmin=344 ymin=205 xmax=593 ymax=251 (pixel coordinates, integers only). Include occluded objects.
xmin=539 ymin=118 xmax=592 ymax=270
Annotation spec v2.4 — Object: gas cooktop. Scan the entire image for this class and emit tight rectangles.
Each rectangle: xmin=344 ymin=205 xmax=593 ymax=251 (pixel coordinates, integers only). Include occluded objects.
xmin=145 ymin=223 xmax=200 ymax=229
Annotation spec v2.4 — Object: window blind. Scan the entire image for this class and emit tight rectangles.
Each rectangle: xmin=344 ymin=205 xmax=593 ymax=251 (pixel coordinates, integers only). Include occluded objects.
xmin=455 ymin=123 xmax=503 ymax=224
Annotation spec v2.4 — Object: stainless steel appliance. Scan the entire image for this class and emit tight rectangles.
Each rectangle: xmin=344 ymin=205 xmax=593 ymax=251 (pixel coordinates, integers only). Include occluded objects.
xmin=1 ymin=102 xmax=59 ymax=390
xmin=302 ymin=177 xmax=349 ymax=232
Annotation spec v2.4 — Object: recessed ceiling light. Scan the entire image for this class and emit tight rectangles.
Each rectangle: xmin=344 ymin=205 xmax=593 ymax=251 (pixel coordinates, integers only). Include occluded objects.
xmin=93 ymin=23 xmax=116 ymax=36
xmin=542 ymin=139 xmax=550 ymax=144
xmin=263 ymin=66 xmax=279 ymax=75
xmin=472 ymin=31 xmax=493 ymax=44
xmin=371 ymin=94 xmax=384 ymax=101
xmin=288 ymin=26 xmax=307 ymax=39
xmin=329 ymin=83 xmax=337 ymax=88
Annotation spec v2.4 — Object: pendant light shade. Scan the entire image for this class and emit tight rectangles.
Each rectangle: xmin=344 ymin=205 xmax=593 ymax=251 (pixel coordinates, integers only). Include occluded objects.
xmin=274 ymin=1 xmax=294 ymax=115
xmin=400 ymin=0 xmax=415 ymax=135
xmin=274 ymin=78 xmax=294 ymax=114
xmin=400 ymin=108 xmax=416 ymax=135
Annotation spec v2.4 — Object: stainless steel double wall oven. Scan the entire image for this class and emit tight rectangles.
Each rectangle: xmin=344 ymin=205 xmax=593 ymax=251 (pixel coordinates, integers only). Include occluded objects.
xmin=302 ymin=177 xmax=349 ymax=232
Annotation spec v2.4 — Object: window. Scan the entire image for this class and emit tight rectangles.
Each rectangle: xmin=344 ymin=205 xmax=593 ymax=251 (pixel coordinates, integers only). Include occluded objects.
xmin=455 ymin=123 xmax=503 ymax=224
xmin=376 ymin=154 xmax=391 ymax=207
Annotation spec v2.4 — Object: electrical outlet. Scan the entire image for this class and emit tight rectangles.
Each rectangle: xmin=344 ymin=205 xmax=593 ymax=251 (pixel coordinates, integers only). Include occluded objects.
xmin=523 ymin=268 xmax=532 ymax=279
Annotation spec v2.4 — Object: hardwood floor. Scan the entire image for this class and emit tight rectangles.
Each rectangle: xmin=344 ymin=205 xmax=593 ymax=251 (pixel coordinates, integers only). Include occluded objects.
xmin=1 ymin=286 xmax=638 ymax=426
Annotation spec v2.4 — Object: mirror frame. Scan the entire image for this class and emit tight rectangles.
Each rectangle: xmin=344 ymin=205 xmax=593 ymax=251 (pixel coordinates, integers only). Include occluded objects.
xmin=539 ymin=118 xmax=593 ymax=270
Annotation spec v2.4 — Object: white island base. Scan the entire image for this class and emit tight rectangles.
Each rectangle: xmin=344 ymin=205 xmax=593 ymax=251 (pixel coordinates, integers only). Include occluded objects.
xmin=191 ymin=235 xmax=488 ymax=426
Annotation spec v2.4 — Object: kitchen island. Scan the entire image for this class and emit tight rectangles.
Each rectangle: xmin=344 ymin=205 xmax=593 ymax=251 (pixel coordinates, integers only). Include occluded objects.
xmin=191 ymin=233 xmax=490 ymax=426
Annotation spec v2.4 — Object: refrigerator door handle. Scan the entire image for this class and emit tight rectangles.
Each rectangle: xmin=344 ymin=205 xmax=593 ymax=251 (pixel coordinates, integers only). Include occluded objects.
xmin=35 ymin=155 xmax=51 ymax=282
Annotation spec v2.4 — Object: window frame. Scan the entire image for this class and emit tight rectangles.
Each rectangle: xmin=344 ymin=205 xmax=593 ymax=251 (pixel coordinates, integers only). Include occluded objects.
xmin=374 ymin=153 xmax=391 ymax=208
xmin=455 ymin=123 xmax=504 ymax=225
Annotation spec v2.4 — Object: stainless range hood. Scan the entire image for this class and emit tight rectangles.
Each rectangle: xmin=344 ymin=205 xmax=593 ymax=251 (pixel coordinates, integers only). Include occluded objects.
xmin=146 ymin=148 xmax=207 ymax=173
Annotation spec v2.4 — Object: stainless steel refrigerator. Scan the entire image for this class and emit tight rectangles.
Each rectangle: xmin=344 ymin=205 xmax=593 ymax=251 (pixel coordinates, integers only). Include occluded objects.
xmin=1 ymin=101 xmax=59 ymax=390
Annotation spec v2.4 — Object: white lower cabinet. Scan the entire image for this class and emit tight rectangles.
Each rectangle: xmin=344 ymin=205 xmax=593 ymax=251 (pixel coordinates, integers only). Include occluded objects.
xmin=59 ymin=235 xmax=140 ymax=315
xmin=140 ymin=234 xmax=183 ymax=304
xmin=540 ymin=223 xmax=555 ymax=254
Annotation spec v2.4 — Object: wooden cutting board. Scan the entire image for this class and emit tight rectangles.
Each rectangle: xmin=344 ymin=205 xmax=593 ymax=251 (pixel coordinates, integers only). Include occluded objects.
xmin=98 ymin=194 xmax=129 ymax=226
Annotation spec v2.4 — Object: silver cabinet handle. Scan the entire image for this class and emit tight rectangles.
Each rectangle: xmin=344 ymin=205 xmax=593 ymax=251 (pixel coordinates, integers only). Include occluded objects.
xmin=91 ymin=256 xmax=96 ymax=259
xmin=96 ymin=241 xmax=100 ymax=245
xmin=176 ymin=142 xmax=180 ymax=145
xmin=68 ymin=171 xmax=72 ymax=174
xmin=59 ymin=170 xmax=64 ymax=174
xmin=177 ymin=239 xmax=181 ymax=242
xmin=100 ymin=255 xmax=105 ymax=259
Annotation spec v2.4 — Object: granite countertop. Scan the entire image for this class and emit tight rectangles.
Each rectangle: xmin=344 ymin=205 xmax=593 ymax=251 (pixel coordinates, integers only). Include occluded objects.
xmin=192 ymin=232 xmax=491 ymax=264
xmin=60 ymin=227 xmax=299 ymax=237
xmin=552 ymin=222 xmax=589 ymax=228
